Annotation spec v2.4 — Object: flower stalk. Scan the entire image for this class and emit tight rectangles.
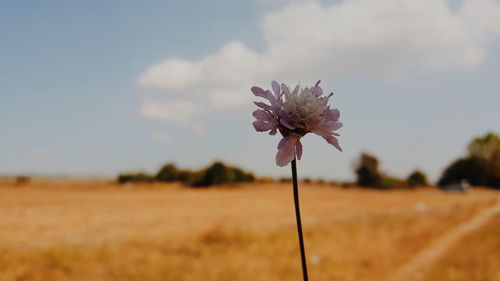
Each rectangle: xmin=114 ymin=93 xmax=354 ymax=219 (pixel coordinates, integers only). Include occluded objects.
xmin=291 ymin=158 xmax=309 ymax=281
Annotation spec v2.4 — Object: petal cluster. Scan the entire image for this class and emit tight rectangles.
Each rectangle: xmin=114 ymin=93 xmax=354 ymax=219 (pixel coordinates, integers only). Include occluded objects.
xmin=252 ymin=81 xmax=343 ymax=166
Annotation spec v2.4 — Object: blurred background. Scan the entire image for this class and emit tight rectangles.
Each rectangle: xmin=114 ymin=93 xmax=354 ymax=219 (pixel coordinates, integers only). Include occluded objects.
xmin=0 ymin=1 xmax=499 ymax=281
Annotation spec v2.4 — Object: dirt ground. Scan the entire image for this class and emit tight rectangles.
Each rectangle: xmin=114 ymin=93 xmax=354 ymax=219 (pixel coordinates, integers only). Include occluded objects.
xmin=0 ymin=181 xmax=498 ymax=281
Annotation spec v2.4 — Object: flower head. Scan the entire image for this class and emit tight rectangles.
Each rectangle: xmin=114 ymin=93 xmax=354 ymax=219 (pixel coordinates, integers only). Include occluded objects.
xmin=252 ymin=81 xmax=342 ymax=166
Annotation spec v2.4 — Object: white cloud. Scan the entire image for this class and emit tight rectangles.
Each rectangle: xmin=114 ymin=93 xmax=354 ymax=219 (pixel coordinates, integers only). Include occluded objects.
xmin=139 ymin=58 xmax=202 ymax=91
xmin=139 ymin=0 xmax=500 ymax=122
xmin=141 ymin=99 xmax=199 ymax=122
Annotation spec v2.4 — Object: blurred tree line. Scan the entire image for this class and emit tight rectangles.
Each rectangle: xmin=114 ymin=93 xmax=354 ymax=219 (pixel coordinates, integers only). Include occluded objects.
xmin=354 ymin=132 xmax=499 ymax=189
xmin=118 ymin=161 xmax=255 ymax=187
xmin=354 ymin=152 xmax=429 ymax=189
xmin=118 ymin=132 xmax=498 ymax=189
xmin=438 ymin=132 xmax=499 ymax=188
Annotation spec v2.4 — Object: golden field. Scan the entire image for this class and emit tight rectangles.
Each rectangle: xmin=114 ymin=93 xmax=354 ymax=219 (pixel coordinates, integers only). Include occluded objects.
xmin=0 ymin=181 xmax=499 ymax=281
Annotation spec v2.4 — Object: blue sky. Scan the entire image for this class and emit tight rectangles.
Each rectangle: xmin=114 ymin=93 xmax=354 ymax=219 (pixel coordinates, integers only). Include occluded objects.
xmin=1 ymin=0 xmax=499 ymax=181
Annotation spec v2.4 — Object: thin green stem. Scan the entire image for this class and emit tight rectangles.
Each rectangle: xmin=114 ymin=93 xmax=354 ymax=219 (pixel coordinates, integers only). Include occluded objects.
xmin=291 ymin=158 xmax=309 ymax=281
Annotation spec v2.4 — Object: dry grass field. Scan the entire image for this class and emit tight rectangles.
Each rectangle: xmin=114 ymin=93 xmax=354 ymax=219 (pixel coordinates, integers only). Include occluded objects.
xmin=423 ymin=212 xmax=500 ymax=281
xmin=0 ymin=180 xmax=499 ymax=281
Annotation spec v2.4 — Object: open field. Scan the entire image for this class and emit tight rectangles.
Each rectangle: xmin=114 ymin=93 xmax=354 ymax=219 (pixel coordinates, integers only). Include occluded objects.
xmin=0 ymin=181 xmax=499 ymax=281
xmin=423 ymin=212 xmax=500 ymax=281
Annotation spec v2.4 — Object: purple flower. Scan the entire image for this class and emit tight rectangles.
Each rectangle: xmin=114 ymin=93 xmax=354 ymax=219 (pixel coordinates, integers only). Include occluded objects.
xmin=252 ymin=81 xmax=342 ymax=166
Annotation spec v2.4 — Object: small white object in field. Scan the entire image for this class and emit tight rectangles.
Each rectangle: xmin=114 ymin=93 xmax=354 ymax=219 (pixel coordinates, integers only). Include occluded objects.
xmin=415 ymin=202 xmax=428 ymax=212
xmin=310 ymin=255 xmax=321 ymax=265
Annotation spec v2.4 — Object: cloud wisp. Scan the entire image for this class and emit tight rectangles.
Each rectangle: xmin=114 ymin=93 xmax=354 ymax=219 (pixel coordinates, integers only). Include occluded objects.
xmin=139 ymin=0 xmax=500 ymax=122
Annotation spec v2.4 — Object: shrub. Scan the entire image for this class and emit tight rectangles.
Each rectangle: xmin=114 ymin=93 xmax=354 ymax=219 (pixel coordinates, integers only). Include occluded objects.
xmin=15 ymin=176 xmax=30 ymax=184
xmin=279 ymin=177 xmax=292 ymax=183
xmin=341 ymin=181 xmax=357 ymax=188
xmin=118 ymin=172 xmax=155 ymax=184
xmin=257 ymin=176 xmax=275 ymax=183
xmin=468 ymin=132 xmax=500 ymax=162
xmin=190 ymin=161 xmax=255 ymax=187
xmin=302 ymin=178 xmax=313 ymax=184
xmin=118 ymin=161 xmax=255 ymax=187
xmin=438 ymin=157 xmax=492 ymax=187
xmin=177 ymin=170 xmax=195 ymax=184
xmin=155 ymin=162 xmax=197 ymax=185
xmin=379 ymin=175 xmax=406 ymax=189
xmin=406 ymin=170 xmax=429 ymax=187
xmin=354 ymin=153 xmax=382 ymax=187
xmin=192 ymin=162 xmax=228 ymax=187
xmin=155 ymin=163 xmax=179 ymax=182
xmin=231 ymin=167 xmax=255 ymax=182
xmin=438 ymin=132 xmax=500 ymax=189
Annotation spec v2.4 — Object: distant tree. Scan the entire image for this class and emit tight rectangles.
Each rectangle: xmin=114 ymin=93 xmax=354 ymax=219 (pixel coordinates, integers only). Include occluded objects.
xmin=279 ymin=177 xmax=292 ymax=183
xmin=355 ymin=153 xmax=382 ymax=187
xmin=156 ymin=163 xmax=179 ymax=182
xmin=197 ymin=162 xmax=229 ymax=187
xmin=438 ymin=157 xmax=491 ymax=187
xmin=379 ymin=175 xmax=406 ymax=189
xmin=118 ymin=161 xmax=254 ymax=187
xmin=256 ymin=176 xmax=275 ymax=183
xmin=468 ymin=132 xmax=500 ymax=163
xmin=406 ymin=170 xmax=429 ymax=187
xmin=15 ymin=176 xmax=30 ymax=184
xmin=302 ymin=178 xmax=313 ymax=184
xmin=118 ymin=172 xmax=154 ymax=184
xmin=231 ymin=167 xmax=255 ymax=182
xmin=438 ymin=132 xmax=500 ymax=188
xmin=177 ymin=170 xmax=194 ymax=184
xmin=190 ymin=161 xmax=255 ymax=187
xmin=155 ymin=163 xmax=198 ymax=185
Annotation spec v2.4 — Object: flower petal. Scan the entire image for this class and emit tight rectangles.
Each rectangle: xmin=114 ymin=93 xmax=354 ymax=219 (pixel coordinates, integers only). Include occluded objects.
xmin=311 ymin=81 xmax=323 ymax=96
xmin=252 ymin=87 xmax=279 ymax=106
xmin=253 ymin=121 xmax=274 ymax=132
xmin=254 ymin=101 xmax=272 ymax=110
xmin=251 ymin=87 xmax=267 ymax=98
xmin=276 ymin=136 xmax=299 ymax=166
xmin=325 ymin=108 xmax=340 ymax=121
xmin=325 ymin=121 xmax=343 ymax=131
xmin=271 ymin=81 xmax=281 ymax=98
xmin=295 ymin=140 xmax=303 ymax=160
xmin=278 ymin=112 xmax=296 ymax=129
xmin=281 ymin=83 xmax=290 ymax=93
xmin=281 ymin=83 xmax=291 ymax=100
xmin=322 ymin=134 xmax=342 ymax=152
xmin=277 ymin=137 xmax=288 ymax=149
xmin=279 ymin=118 xmax=295 ymax=130
xmin=253 ymin=110 xmax=274 ymax=122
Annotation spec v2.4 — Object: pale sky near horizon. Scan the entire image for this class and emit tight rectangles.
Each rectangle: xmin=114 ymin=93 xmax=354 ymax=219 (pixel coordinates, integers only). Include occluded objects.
xmin=1 ymin=0 xmax=499 ymax=182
